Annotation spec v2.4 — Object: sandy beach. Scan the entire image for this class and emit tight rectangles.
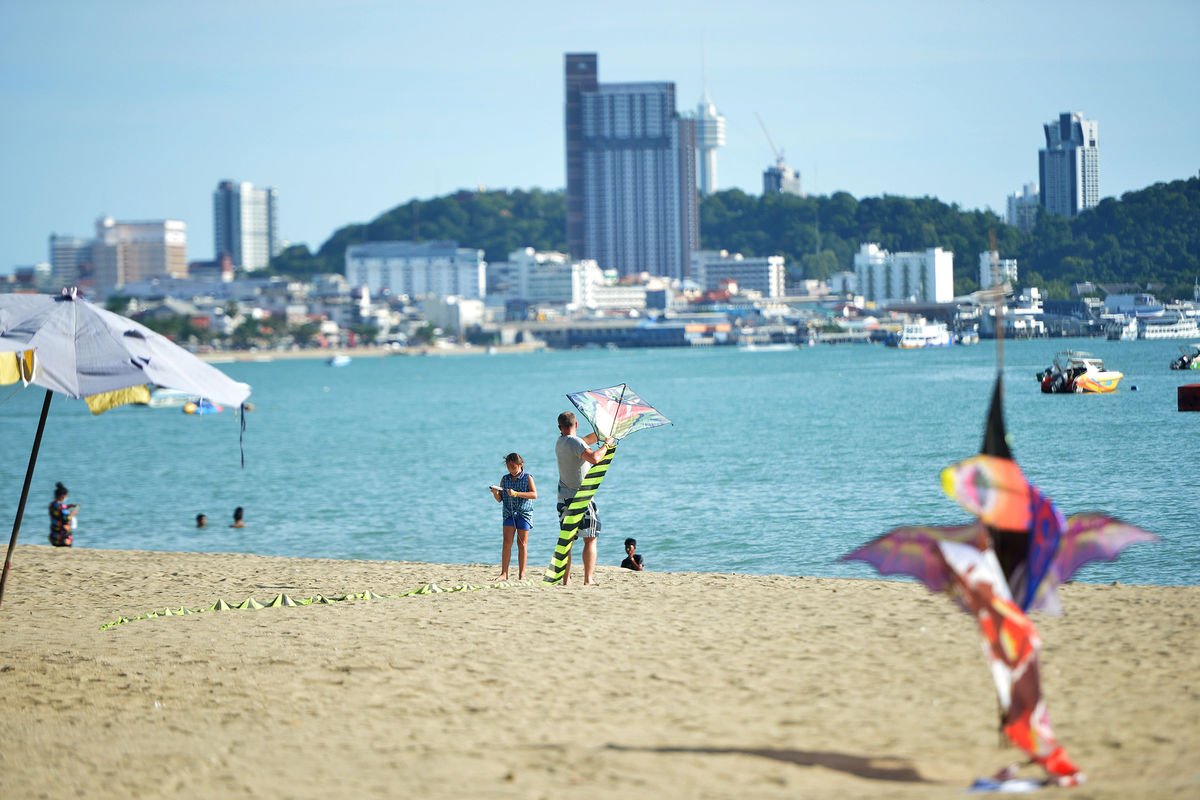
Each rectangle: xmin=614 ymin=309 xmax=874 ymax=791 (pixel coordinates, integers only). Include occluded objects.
xmin=0 ymin=545 xmax=1196 ymax=799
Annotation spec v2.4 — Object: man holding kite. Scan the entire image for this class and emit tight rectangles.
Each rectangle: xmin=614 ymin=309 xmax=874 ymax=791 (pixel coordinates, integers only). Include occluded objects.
xmin=555 ymin=411 xmax=613 ymax=586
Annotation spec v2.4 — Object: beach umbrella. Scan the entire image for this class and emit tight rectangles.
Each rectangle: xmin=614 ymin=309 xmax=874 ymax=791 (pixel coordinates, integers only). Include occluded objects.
xmin=0 ymin=288 xmax=251 ymax=607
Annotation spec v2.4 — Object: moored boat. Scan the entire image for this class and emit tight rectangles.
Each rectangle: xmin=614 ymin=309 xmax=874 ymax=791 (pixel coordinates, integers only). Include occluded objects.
xmin=886 ymin=319 xmax=951 ymax=349
xmin=1036 ymin=351 xmax=1123 ymax=394
xmin=1170 ymin=343 xmax=1200 ymax=370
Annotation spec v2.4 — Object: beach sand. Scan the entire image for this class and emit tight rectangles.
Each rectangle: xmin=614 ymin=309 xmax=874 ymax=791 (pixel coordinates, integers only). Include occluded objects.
xmin=0 ymin=545 xmax=1196 ymax=799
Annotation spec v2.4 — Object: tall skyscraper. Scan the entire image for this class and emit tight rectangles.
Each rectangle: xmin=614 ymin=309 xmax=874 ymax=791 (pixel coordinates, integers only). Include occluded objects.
xmin=695 ymin=91 xmax=726 ymax=195
xmin=213 ymin=180 xmax=280 ymax=270
xmin=563 ymin=53 xmax=699 ymax=281
xmin=1039 ymin=112 xmax=1099 ymax=217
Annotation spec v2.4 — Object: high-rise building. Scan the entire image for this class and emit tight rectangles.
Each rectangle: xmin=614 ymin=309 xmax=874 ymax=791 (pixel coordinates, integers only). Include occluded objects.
xmin=1006 ymin=182 xmax=1040 ymax=233
xmin=92 ymin=217 xmax=188 ymax=298
xmin=213 ymin=180 xmax=280 ymax=270
xmin=1039 ymin=112 xmax=1099 ymax=217
xmin=564 ymin=53 xmax=699 ymax=281
xmin=695 ymin=91 xmax=726 ymax=196
xmin=763 ymin=156 xmax=803 ymax=196
xmin=853 ymin=243 xmax=954 ymax=306
xmin=48 ymin=234 xmax=93 ymax=288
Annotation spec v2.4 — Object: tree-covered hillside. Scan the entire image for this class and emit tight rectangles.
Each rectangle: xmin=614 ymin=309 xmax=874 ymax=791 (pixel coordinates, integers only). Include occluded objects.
xmin=270 ymin=177 xmax=1199 ymax=300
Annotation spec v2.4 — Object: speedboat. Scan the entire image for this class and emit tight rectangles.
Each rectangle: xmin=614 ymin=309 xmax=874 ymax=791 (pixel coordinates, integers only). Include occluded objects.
xmin=1170 ymin=343 xmax=1200 ymax=370
xmin=887 ymin=319 xmax=951 ymax=349
xmin=327 ymin=354 xmax=352 ymax=367
xmin=1036 ymin=351 xmax=1123 ymax=394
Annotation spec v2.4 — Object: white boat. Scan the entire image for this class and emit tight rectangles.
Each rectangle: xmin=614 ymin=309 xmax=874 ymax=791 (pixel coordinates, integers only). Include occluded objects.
xmin=327 ymin=354 xmax=352 ymax=367
xmin=737 ymin=341 xmax=799 ymax=352
xmin=1139 ymin=313 xmax=1200 ymax=340
xmin=888 ymin=319 xmax=951 ymax=349
xmin=146 ymin=388 xmax=197 ymax=409
xmin=1105 ymin=316 xmax=1138 ymax=341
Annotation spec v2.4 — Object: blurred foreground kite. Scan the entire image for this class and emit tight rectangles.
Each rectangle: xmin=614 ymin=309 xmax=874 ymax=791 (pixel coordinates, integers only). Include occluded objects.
xmin=543 ymin=384 xmax=670 ymax=584
xmin=842 ymin=376 xmax=1156 ymax=788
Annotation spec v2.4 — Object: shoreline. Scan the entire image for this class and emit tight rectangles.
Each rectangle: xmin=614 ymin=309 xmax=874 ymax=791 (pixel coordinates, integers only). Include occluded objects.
xmin=195 ymin=341 xmax=546 ymax=363
xmin=1 ymin=545 xmax=1196 ymax=798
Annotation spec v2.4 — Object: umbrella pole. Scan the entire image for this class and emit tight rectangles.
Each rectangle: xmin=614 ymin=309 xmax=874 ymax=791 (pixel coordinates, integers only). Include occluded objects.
xmin=0 ymin=389 xmax=53 ymax=608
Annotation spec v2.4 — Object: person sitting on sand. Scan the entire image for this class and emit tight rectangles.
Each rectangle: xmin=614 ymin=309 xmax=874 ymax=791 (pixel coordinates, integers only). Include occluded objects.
xmin=490 ymin=452 xmax=537 ymax=581
xmin=48 ymin=482 xmax=78 ymax=548
xmin=230 ymin=507 xmax=245 ymax=528
xmin=620 ymin=537 xmax=644 ymax=571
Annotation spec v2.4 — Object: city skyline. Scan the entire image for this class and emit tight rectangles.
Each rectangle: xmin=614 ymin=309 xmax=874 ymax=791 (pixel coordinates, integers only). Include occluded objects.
xmin=2 ymin=1 xmax=1197 ymax=274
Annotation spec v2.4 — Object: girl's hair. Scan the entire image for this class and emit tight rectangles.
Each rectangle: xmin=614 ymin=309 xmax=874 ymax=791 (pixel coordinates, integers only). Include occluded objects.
xmin=504 ymin=452 xmax=524 ymax=467
xmin=233 ymin=506 xmax=244 ymax=520
xmin=54 ymin=482 xmax=68 ymax=499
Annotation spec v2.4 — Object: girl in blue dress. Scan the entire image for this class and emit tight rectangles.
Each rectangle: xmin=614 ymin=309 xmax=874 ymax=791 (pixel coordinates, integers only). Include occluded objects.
xmin=489 ymin=452 xmax=537 ymax=580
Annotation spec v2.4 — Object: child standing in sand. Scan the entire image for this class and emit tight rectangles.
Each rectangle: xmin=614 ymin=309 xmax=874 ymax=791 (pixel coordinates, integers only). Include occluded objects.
xmin=490 ymin=453 xmax=537 ymax=581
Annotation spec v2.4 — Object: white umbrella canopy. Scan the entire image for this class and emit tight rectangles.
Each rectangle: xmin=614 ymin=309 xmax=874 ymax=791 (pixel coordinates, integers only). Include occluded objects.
xmin=0 ymin=289 xmax=249 ymax=407
xmin=0 ymin=288 xmax=252 ymax=607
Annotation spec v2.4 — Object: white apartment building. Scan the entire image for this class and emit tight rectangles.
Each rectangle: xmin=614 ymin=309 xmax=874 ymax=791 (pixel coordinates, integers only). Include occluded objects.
xmin=853 ymin=243 xmax=954 ymax=306
xmin=345 ymin=241 xmax=486 ymax=300
xmin=1006 ymin=182 xmax=1039 ymax=233
xmin=978 ymin=251 xmax=1018 ymax=290
xmin=690 ymin=250 xmax=786 ymax=298
xmin=92 ymin=217 xmax=188 ymax=298
xmin=48 ymin=234 xmax=92 ymax=288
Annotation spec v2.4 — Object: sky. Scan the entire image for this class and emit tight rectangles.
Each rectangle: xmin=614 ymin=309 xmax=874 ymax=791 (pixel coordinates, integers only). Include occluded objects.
xmin=2 ymin=0 xmax=1197 ymax=272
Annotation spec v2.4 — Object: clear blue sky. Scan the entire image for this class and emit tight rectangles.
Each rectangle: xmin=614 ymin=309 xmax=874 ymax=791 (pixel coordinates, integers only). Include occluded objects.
xmin=2 ymin=0 xmax=1197 ymax=272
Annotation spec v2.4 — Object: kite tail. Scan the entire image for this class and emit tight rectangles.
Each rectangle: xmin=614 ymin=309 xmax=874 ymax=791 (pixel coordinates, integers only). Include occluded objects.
xmin=543 ymin=444 xmax=616 ymax=584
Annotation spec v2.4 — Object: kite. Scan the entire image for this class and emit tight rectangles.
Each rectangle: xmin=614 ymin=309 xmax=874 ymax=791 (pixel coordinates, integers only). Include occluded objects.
xmin=842 ymin=374 xmax=1156 ymax=786
xmin=543 ymin=384 xmax=670 ymax=585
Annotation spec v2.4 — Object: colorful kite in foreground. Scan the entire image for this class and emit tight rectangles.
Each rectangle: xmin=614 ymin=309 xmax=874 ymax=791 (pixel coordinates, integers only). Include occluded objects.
xmin=842 ymin=376 xmax=1156 ymax=787
xmin=543 ymin=384 xmax=670 ymax=585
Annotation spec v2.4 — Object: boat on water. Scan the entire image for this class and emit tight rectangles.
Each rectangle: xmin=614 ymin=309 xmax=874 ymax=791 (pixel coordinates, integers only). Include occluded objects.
xmin=1105 ymin=316 xmax=1139 ymax=341
xmin=1170 ymin=343 xmax=1200 ymax=370
xmin=887 ymin=319 xmax=951 ymax=349
xmin=737 ymin=341 xmax=800 ymax=352
xmin=1139 ymin=312 xmax=1200 ymax=340
xmin=1036 ymin=351 xmax=1123 ymax=394
xmin=327 ymin=354 xmax=352 ymax=367
xmin=146 ymin=387 xmax=196 ymax=409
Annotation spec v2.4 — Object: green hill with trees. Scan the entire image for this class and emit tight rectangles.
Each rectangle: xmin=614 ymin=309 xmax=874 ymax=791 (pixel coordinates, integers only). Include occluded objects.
xmin=270 ymin=176 xmax=1199 ymax=301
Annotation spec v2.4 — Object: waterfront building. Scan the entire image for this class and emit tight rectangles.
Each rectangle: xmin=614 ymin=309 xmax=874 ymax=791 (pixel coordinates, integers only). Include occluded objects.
xmin=1039 ymin=112 xmax=1100 ymax=217
xmin=563 ymin=52 xmax=699 ymax=281
xmin=695 ymin=91 xmax=726 ymax=195
xmin=345 ymin=241 xmax=486 ymax=300
xmin=763 ymin=156 xmax=803 ymax=196
xmin=213 ymin=180 xmax=281 ymax=271
xmin=48 ymin=234 xmax=93 ymax=288
xmin=92 ymin=217 xmax=188 ymax=298
xmin=978 ymin=251 xmax=1018 ymax=289
xmin=1006 ymin=182 xmax=1039 ymax=233
xmin=853 ymin=243 xmax=953 ymax=307
xmin=691 ymin=250 xmax=786 ymax=298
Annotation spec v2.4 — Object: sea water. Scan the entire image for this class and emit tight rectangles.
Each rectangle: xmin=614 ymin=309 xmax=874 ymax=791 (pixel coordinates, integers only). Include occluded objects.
xmin=1 ymin=338 xmax=1195 ymax=585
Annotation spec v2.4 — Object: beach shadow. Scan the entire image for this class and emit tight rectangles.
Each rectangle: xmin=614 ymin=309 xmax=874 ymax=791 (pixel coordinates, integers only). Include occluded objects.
xmin=604 ymin=744 xmax=933 ymax=784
